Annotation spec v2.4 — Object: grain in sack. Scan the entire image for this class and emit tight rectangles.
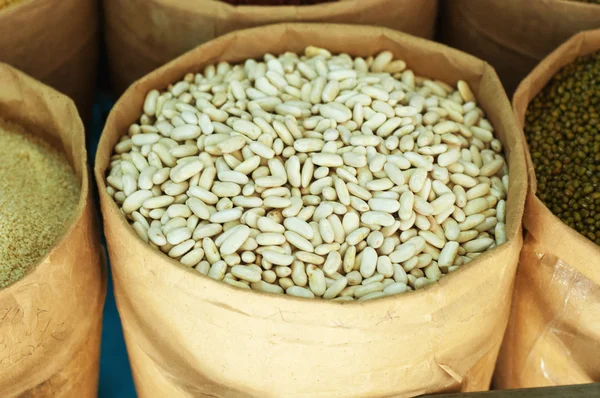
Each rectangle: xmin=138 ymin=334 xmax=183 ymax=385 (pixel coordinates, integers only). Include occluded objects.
xmin=495 ymin=29 xmax=600 ymax=390
xmin=105 ymin=50 xmax=511 ymax=300
xmin=96 ymin=24 xmax=526 ymax=397
xmin=0 ymin=122 xmax=79 ymax=288
xmin=0 ymin=63 xmax=106 ymax=397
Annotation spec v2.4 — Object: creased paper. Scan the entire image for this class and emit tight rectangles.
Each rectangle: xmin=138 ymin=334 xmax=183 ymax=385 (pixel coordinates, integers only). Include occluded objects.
xmin=495 ymin=29 xmax=600 ymax=390
xmin=95 ymin=24 xmax=526 ymax=397
xmin=0 ymin=63 xmax=106 ymax=397
xmin=439 ymin=0 xmax=600 ymax=95
xmin=104 ymin=0 xmax=438 ymax=93
xmin=0 ymin=0 xmax=98 ymax=121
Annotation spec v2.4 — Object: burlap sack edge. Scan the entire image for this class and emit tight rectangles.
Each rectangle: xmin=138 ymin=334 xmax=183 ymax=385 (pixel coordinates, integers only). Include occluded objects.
xmin=512 ymin=28 xmax=600 ymax=285
xmin=95 ymin=22 xmax=526 ymax=310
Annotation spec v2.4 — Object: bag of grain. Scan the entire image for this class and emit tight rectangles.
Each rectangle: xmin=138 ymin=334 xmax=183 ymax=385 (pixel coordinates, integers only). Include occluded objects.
xmin=495 ymin=29 xmax=600 ymax=389
xmin=438 ymin=0 xmax=600 ymax=96
xmin=103 ymin=0 xmax=438 ymax=94
xmin=0 ymin=0 xmax=98 ymax=120
xmin=0 ymin=63 xmax=106 ymax=396
xmin=96 ymin=23 xmax=526 ymax=396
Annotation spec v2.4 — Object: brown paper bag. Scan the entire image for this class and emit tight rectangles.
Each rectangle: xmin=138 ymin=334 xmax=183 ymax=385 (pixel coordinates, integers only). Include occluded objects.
xmin=438 ymin=0 xmax=600 ymax=96
xmin=95 ymin=23 xmax=527 ymax=397
xmin=495 ymin=29 xmax=600 ymax=390
xmin=0 ymin=64 xmax=106 ymax=397
xmin=0 ymin=0 xmax=98 ymax=120
xmin=103 ymin=0 xmax=438 ymax=93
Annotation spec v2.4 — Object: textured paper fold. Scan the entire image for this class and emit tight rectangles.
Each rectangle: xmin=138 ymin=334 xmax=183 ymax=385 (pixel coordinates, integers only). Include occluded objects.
xmin=495 ymin=29 xmax=600 ymax=390
xmin=104 ymin=0 xmax=438 ymax=93
xmin=439 ymin=0 xmax=600 ymax=95
xmin=95 ymin=24 xmax=526 ymax=397
xmin=0 ymin=63 xmax=106 ymax=397
xmin=0 ymin=0 xmax=98 ymax=120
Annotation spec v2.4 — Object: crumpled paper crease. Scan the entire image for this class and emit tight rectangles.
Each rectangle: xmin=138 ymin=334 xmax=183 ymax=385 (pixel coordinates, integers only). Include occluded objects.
xmin=495 ymin=29 xmax=600 ymax=390
xmin=0 ymin=0 xmax=98 ymax=119
xmin=439 ymin=0 xmax=600 ymax=95
xmin=104 ymin=0 xmax=438 ymax=93
xmin=0 ymin=63 xmax=106 ymax=397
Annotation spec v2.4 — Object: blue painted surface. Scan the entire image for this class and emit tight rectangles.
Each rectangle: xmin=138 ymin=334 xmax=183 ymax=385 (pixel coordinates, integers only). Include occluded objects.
xmin=89 ymin=93 xmax=137 ymax=398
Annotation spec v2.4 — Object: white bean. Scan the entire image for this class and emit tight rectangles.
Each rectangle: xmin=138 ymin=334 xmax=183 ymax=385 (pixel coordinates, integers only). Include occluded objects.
xmin=109 ymin=46 xmax=509 ymax=301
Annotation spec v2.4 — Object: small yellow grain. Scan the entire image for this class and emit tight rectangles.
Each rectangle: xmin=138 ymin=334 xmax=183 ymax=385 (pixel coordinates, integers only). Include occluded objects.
xmin=0 ymin=121 xmax=80 ymax=288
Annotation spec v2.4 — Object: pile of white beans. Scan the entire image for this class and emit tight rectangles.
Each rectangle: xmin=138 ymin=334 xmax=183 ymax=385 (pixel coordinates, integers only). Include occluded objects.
xmin=106 ymin=46 xmax=509 ymax=301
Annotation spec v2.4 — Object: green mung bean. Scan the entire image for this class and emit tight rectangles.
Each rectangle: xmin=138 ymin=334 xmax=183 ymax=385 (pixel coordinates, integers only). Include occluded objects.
xmin=524 ymin=51 xmax=600 ymax=245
